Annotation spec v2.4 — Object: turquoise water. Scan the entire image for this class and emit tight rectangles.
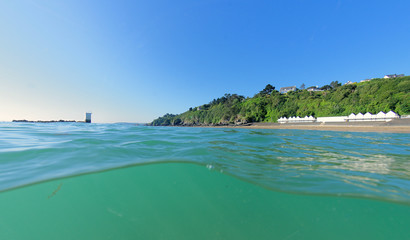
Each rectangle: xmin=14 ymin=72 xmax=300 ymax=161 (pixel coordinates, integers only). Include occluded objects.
xmin=0 ymin=122 xmax=409 ymax=239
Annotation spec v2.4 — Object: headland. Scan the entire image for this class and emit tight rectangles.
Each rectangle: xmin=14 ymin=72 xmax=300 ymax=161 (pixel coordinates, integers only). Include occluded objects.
xmin=149 ymin=76 xmax=409 ymax=133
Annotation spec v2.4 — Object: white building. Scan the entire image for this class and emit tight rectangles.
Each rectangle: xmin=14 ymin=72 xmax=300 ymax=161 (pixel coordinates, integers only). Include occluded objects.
xmin=384 ymin=74 xmax=404 ymax=79
xmin=306 ymin=86 xmax=322 ymax=92
xmin=280 ymin=111 xmax=401 ymax=124
xmin=360 ymin=79 xmax=371 ymax=83
xmin=376 ymin=111 xmax=387 ymax=119
xmin=386 ymin=110 xmax=400 ymax=118
xmin=278 ymin=115 xmax=316 ymax=123
xmin=347 ymin=111 xmax=399 ymax=122
xmin=279 ymin=86 xmax=297 ymax=94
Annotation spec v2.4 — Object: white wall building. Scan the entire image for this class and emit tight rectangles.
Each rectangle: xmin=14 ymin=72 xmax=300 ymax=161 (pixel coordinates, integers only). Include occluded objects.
xmin=347 ymin=111 xmax=399 ymax=122
xmin=279 ymin=86 xmax=297 ymax=94
xmin=306 ymin=86 xmax=322 ymax=92
xmin=384 ymin=74 xmax=404 ymax=79
xmin=278 ymin=111 xmax=400 ymax=123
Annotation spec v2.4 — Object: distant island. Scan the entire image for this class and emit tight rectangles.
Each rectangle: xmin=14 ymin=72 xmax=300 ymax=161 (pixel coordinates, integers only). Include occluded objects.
xmin=12 ymin=120 xmax=78 ymax=123
xmin=150 ymin=76 xmax=409 ymax=126
xmin=12 ymin=113 xmax=92 ymax=123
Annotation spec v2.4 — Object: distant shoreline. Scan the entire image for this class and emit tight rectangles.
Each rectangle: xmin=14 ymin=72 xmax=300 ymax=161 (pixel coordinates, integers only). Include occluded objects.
xmin=184 ymin=118 xmax=410 ymax=133
xmin=11 ymin=120 xmax=87 ymax=123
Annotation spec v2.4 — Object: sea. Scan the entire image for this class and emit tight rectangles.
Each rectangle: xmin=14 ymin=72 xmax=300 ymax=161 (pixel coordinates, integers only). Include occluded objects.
xmin=0 ymin=122 xmax=409 ymax=240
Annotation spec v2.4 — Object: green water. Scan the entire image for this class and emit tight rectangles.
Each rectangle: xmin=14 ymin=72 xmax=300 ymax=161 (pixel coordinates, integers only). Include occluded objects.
xmin=1 ymin=123 xmax=409 ymax=239
xmin=1 ymin=163 xmax=409 ymax=240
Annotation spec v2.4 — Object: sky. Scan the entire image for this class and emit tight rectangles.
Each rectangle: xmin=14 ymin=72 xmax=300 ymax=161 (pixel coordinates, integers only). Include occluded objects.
xmin=0 ymin=0 xmax=409 ymax=123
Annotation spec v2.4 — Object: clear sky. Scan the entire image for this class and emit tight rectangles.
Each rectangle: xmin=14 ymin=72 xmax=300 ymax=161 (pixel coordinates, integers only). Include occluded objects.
xmin=1 ymin=0 xmax=409 ymax=123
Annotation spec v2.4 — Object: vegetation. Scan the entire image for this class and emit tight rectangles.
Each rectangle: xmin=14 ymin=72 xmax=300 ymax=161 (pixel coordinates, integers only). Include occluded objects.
xmin=150 ymin=76 xmax=410 ymax=126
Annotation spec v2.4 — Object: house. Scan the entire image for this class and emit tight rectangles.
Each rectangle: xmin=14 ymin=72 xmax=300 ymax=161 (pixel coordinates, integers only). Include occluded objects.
xmin=345 ymin=81 xmax=355 ymax=85
xmin=279 ymin=86 xmax=296 ymax=94
xmin=384 ymin=74 xmax=404 ymax=79
xmin=360 ymin=79 xmax=371 ymax=83
xmin=306 ymin=86 xmax=322 ymax=92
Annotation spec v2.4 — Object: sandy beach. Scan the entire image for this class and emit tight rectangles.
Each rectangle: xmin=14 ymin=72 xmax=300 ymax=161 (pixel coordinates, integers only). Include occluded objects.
xmin=219 ymin=118 xmax=410 ymax=133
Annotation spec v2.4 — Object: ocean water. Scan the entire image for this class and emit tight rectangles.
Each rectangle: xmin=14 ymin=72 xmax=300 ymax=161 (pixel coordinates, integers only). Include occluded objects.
xmin=0 ymin=123 xmax=409 ymax=239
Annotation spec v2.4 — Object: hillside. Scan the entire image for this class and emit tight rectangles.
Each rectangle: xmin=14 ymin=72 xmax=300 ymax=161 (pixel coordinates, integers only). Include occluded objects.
xmin=150 ymin=76 xmax=410 ymax=126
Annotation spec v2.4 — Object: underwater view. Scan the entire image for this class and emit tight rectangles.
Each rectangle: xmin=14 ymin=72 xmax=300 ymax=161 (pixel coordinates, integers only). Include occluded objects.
xmin=0 ymin=122 xmax=409 ymax=239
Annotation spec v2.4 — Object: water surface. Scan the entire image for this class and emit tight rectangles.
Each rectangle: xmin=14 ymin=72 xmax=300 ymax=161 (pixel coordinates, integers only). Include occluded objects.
xmin=0 ymin=123 xmax=409 ymax=239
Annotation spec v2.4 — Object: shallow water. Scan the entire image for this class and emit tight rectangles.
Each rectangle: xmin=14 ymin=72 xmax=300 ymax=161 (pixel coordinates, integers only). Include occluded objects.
xmin=0 ymin=123 xmax=409 ymax=239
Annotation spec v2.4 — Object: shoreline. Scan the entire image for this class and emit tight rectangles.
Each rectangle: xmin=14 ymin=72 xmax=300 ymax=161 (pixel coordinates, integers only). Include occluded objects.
xmin=186 ymin=118 xmax=410 ymax=133
xmin=233 ymin=124 xmax=410 ymax=133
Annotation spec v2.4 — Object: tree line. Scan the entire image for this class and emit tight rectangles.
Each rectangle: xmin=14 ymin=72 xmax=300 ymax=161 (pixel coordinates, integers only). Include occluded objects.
xmin=150 ymin=76 xmax=409 ymax=126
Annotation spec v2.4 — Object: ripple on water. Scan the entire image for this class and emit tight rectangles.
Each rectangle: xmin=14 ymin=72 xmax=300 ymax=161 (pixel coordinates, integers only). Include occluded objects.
xmin=0 ymin=123 xmax=409 ymax=204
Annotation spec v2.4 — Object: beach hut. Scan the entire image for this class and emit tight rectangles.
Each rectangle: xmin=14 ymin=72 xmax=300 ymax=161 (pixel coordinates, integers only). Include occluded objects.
xmin=278 ymin=117 xmax=287 ymax=123
xmin=356 ymin=112 xmax=364 ymax=120
xmin=376 ymin=111 xmax=386 ymax=120
xmin=348 ymin=113 xmax=356 ymax=121
xmin=305 ymin=116 xmax=314 ymax=122
xmin=364 ymin=112 xmax=373 ymax=121
xmin=386 ymin=111 xmax=400 ymax=119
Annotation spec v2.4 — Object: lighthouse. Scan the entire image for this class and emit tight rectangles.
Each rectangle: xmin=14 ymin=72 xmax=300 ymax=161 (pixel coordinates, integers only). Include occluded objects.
xmin=85 ymin=112 xmax=92 ymax=123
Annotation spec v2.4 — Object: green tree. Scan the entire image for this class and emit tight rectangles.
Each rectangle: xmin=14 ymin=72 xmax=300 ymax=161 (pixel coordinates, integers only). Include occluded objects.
xmin=330 ymin=81 xmax=342 ymax=89
xmin=259 ymin=84 xmax=275 ymax=96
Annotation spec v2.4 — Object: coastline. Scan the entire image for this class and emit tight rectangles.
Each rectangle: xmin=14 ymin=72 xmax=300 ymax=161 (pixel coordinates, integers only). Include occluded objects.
xmin=198 ymin=118 xmax=410 ymax=133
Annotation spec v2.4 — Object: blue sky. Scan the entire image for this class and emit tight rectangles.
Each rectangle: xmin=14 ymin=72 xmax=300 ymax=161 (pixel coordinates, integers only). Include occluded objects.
xmin=1 ymin=0 xmax=409 ymax=123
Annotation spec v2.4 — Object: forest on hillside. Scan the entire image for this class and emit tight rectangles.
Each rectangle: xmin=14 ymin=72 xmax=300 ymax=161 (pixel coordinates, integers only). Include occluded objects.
xmin=150 ymin=76 xmax=410 ymax=126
